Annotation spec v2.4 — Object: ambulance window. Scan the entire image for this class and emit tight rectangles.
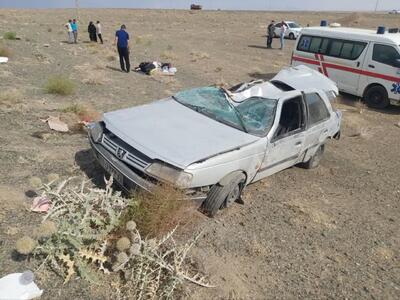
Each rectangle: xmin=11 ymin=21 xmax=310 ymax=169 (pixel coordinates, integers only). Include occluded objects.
xmin=352 ymin=43 xmax=367 ymax=59
xmin=319 ymin=38 xmax=329 ymax=54
xmin=298 ymin=36 xmax=311 ymax=51
xmin=305 ymin=93 xmax=330 ymax=125
xmin=309 ymin=37 xmax=322 ymax=53
xmin=341 ymin=42 xmax=353 ymax=59
xmin=373 ymin=44 xmax=400 ymax=67
xmin=329 ymin=40 xmax=343 ymax=57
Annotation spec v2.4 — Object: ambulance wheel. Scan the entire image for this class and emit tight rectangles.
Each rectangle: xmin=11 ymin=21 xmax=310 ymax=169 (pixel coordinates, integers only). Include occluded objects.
xmin=364 ymin=85 xmax=389 ymax=109
xmin=289 ymin=33 xmax=295 ymax=40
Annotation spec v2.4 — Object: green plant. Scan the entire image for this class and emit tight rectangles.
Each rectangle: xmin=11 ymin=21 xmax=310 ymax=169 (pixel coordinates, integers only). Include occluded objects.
xmin=3 ymin=31 xmax=17 ymax=40
xmin=44 ymin=75 xmax=75 ymax=95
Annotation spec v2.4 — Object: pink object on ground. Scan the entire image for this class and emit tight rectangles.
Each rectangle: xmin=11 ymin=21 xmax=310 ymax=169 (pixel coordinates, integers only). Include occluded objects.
xmin=31 ymin=196 xmax=51 ymax=213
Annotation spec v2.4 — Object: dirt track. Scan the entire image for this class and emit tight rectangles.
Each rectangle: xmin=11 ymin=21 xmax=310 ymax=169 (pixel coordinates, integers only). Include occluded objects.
xmin=0 ymin=9 xmax=399 ymax=299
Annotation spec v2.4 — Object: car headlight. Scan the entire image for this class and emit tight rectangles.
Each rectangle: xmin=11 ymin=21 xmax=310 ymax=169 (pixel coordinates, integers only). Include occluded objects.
xmin=145 ymin=161 xmax=193 ymax=188
xmin=88 ymin=121 xmax=104 ymax=143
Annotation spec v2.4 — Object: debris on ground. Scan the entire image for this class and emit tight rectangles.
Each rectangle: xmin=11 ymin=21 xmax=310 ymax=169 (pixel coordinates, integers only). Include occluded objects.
xmin=0 ymin=270 xmax=43 ymax=300
xmin=30 ymin=196 xmax=51 ymax=213
xmin=134 ymin=61 xmax=177 ymax=76
xmin=42 ymin=116 xmax=69 ymax=132
xmin=0 ymin=57 xmax=8 ymax=64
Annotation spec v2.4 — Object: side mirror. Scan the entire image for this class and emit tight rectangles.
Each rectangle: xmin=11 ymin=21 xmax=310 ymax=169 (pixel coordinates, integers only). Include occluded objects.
xmin=394 ymin=59 xmax=400 ymax=68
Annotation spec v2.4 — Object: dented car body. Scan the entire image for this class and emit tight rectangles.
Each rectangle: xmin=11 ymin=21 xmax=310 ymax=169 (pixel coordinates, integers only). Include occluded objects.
xmin=89 ymin=65 xmax=342 ymax=216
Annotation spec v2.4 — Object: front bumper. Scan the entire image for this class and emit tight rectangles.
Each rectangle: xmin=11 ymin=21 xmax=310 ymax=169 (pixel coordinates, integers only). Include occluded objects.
xmin=89 ymin=135 xmax=208 ymax=203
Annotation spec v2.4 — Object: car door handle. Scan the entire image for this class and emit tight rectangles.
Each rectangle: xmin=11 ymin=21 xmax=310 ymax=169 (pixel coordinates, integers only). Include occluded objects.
xmin=356 ymin=61 xmax=360 ymax=67
xmin=323 ymin=129 xmax=328 ymax=134
xmin=295 ymin=141 xmax=302 ymax=146
xmin=368 ymin=64 xmax=375 ymax=69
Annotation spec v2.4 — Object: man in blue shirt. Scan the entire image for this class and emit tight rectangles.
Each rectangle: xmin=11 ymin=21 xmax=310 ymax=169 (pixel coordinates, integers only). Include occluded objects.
xmin=115 ymin=24 xmax=130 ymax=73
xmin=71 ymin=19 xmax=78 ymax=44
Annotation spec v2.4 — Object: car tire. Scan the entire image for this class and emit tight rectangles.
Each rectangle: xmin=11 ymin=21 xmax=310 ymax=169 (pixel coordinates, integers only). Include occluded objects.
xmin=202 ymin=174 xmax=245 ymax=217
xmin=289 ymin=33 xmax=295 ymax=40
xmin=301 ymin=144 xmax=325 ymax=169
xmin=364 ymin=85 xmax=389 ymax=109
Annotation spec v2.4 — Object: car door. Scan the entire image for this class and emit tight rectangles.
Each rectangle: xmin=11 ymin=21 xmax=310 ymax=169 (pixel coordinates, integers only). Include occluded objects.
xmin=301 ymin=90 xmax=331 ymax=161
xmin=255 ymin=92 xmax=307 ymax=179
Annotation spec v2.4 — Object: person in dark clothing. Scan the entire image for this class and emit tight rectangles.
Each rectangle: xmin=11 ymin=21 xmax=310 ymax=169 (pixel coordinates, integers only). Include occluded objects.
xmin=267 ymin=20 xmax=275 ymax=48
xmin=115 ymin=24 xmax=130 ymax=72
xmin=88 ymin=21 xmax=97 ymax=42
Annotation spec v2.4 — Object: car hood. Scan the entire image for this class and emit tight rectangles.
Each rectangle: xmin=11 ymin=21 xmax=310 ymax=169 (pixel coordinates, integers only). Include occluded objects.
xmin=103 ymin=98 xmax=259 ymax=169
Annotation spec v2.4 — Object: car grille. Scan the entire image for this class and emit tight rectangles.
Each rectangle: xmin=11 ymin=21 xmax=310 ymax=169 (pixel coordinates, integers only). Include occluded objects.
xmin=101 ymin=134 xmax=151 ymax=171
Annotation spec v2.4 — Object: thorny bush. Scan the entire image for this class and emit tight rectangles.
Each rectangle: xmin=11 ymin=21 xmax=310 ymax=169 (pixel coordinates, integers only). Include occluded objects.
xmin=15 ymin=177 xmax=212 ymax=299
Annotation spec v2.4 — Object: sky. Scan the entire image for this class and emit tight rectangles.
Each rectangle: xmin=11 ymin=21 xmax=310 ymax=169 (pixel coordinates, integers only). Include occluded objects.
xmin=0 ymin=0 xmax=398 ymax=11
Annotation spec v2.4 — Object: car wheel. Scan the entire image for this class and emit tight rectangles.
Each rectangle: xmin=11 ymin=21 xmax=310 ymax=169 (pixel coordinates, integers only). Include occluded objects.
xmin=289 ymin=33 xmax=295 ymax=40
xmin=202 ymin=174 xmax=245 ymax=217
xmin=364 ymin=85 xmax=389 ymax=109
xmin=301 ymin=144 xmax=325 ymax=169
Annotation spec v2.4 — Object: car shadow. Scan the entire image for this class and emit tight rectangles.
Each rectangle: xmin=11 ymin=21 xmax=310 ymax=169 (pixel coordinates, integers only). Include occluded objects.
xmin=75 ymin=149 xmax=106 ymax=189
xmin=339 ymin=92 xmax=400 ymax=115
xmin=248 ymin=72 xmax=276 ymax=80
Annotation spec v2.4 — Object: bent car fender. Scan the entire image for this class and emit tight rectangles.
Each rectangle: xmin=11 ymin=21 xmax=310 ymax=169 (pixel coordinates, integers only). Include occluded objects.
xmin=218 ymin=171 xmax=247 ymax=186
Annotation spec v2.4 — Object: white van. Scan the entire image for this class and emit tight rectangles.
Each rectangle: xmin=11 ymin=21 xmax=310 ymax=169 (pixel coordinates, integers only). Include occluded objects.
xmin=292 ymin=26 xmax=400 ymax=108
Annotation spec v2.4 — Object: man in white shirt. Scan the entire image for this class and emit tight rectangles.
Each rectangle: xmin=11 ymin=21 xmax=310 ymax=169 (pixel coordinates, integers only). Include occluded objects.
xmin=65 ymin=20 xmax=74 ymax=44
xmin=96 ymin=21 xmax=103 ymax=44
xmin=279 ymin=21 xmax=288 ymax=50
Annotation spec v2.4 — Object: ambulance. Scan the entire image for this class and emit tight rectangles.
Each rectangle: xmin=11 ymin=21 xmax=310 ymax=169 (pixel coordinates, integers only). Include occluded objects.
xmin=291 ymin=26 xmax=400 ymax=108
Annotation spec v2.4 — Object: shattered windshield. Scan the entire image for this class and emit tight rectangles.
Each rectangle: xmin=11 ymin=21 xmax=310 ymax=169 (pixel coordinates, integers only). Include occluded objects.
xmin=173 ymin=87 xmax=277 ymax=136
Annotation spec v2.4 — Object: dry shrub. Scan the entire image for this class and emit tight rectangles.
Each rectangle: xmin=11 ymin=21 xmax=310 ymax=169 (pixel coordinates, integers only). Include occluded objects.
xmin=0 ymin=88 xmax=23 ymax=106
xmin=190 ymin=51 xmax=210 ymax=62
xmin=3 ymin=31 xmax=17 ymax=40
xmin=214 ymin=66 xmax=223 ymax=73
xmin=0 ymin=43 xmax=12 ymax=57
xmin=44 ymin=75 xmax=75 ymax=95
xmin=61 ymin=103 xmax=100 ymax=123
xmin=160 ymin=50 xmax=177 ymax=60
xmin=122 ymin=185 xmax=195 ymax=238
xmin=135 ymin=35 xmax=152 ymax=46
xmin=354 ymin=99 xmax=366 ymax=114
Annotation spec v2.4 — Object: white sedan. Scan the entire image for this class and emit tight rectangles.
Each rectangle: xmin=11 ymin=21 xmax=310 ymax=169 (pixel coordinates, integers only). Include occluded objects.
xmin=88 ymin=65 xmax=341 ymax=217
xmin=274 ymin=21 xmax=302 ymax=40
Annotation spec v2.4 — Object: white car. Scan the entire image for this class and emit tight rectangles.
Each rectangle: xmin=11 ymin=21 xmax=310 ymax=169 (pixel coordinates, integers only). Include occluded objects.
xmin=88 ymin=65 xmax=341 ymax=217
xmin=389 ymin=10 xmax=400 ymax=14
xmin=274 ymin=21 xmax=302 ymax=40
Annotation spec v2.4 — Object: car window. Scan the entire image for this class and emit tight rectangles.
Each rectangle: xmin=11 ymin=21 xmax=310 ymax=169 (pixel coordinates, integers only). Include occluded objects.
xmin=304 ymin=93 xmax=330 ymax=125
xmin=236 ymin=97 xmax=278 ymax=136
xmin=320 ymin=38 xmax=330 ymax=54
xmin=274 ymin=96 xmax=304 ymax=139
xmin=174 ymin=87 xmax=278 ymax=136
xmin=341 ymin=42 xmax=354 ymax=59
xmin=372 ymin=44 xmax=400 ymax=67
xmin=289 ymin=23 xmax=300 ymax=28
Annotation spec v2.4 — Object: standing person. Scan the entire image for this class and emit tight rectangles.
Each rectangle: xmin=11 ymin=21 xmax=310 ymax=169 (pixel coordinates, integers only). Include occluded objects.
xmin=96 ymin=21 xmax=103 ymax=44
xmin=279 ymin=21 xmax=288 ymax=50
xmin=71 ymin=19 xmax=78 ymax=43
xmin=88 ymin=21 xmax=97 ymax=42
xmin=266 ymin=20 xmax=275 ymax=48
xmin=65 ymin=20 xmax=73 ymax=44
xmin=115 ymin=24 xmax=130 ymax=73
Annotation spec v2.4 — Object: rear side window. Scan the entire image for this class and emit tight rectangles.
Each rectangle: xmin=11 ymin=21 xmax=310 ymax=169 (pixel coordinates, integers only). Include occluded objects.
xmin=297 ymin=35 xmax=366 ymax=60
xmin=372 ymin=44 xmax=400 ymax=67
xmin=305 ymin=93 xmax=330 ymax=125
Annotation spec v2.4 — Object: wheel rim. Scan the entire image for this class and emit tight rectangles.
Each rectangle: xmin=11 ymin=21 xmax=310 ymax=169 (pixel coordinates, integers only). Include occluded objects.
xmin=225 ymin=184 xmax=241 ymax=207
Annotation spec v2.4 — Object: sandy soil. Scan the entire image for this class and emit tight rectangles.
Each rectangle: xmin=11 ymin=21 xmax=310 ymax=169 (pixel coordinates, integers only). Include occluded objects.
xmin=0 ymin=9 xmax=399 ymax=299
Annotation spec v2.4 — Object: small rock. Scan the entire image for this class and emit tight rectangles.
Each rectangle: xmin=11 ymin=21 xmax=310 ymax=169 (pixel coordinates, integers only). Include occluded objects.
xmin=395 ymin=122 xmax=400 ymax=128
xmin=43 ymin=44 xmax=50 ymax=47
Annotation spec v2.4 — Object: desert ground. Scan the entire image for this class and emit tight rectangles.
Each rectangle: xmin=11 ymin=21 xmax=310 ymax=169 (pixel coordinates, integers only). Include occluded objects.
xmin=0 ymin=8 xmax=399 ymax=299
